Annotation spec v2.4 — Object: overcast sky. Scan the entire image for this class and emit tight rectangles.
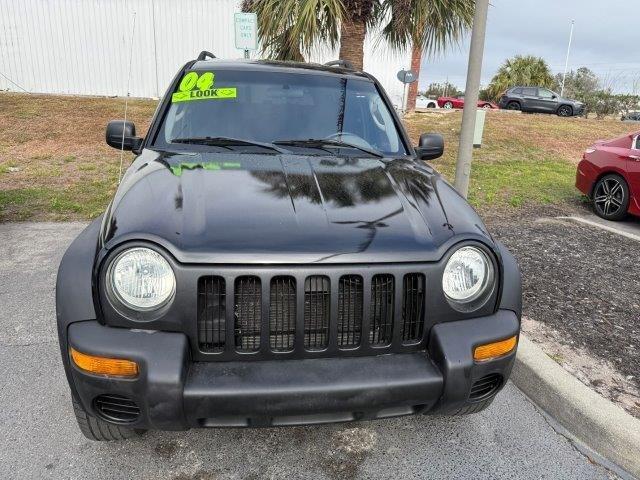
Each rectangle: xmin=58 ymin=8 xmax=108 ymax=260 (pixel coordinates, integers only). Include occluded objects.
xmin=419 ymin=0 xmax=639 ymax=94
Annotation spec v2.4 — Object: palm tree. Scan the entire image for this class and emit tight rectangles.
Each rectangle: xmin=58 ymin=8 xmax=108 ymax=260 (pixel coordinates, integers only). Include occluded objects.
xmin=486 ymin=55 xmax=555 ymax=101
xmin=243 ymin=0 xmax=474 ymax=89
xmin=379 ymin=0 xmax=474 ymax=111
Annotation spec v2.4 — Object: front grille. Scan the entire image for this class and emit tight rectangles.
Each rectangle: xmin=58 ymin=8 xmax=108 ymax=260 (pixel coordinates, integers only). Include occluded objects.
xmin=234 ymin=276 xmax=262 ymax=352
xmin=269 ymin=276 xmax=296 ymax=352
xmin=304 ymin=276 xmax=330 ymax=350
xmin=470 ymin=373 xmax=502 ymax=401
xmin=197 ymin=270 xmax=427 ymax=359
xmin=93 ymin=394 xmax=140 ymax=423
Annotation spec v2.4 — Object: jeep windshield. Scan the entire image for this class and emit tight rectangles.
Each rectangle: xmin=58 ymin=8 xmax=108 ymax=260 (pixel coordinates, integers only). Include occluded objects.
xmin=153 ymin=68 xmax=407 ymax=156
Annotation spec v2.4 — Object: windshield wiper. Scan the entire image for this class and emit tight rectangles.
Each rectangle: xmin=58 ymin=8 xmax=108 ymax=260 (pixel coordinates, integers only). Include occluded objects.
xmin=171 ymin=136 xmax=287 ymax=153
xmin=273 ymin=139 xmax=383 ymax=158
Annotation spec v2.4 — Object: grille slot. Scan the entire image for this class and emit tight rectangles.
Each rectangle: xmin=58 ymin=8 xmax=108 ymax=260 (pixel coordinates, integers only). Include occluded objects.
xmin=337 ymin=275 xmax=363 ymax=348
xmin=470 ymin=373 xmax=502 ymax=401
xmin=401 ymin=273 xmax=425 ymax=343
xmin=369 ymin=274 xmax=394 ymax=346
xmin=93 ymin=394 xmax=140 ymax=423
xmin=197 ymin=276 xmax=226 ymax=353
xmin=234 ymin=276 xmax=262 ymax=352
xmin=269 ymin=276 xmax=296 ymax=352
xmin=304 ymin=276 xmax=331 ymax=350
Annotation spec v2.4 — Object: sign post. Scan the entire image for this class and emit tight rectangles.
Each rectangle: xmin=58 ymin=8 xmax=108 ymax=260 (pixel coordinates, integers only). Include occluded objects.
xmin=234 ymin=12 xmax=257 ymax=59
xmin=396 ymin=69 xmax=417 ymax=113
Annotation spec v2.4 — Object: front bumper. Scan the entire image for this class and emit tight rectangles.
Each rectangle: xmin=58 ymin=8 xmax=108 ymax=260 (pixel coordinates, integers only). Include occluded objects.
xmin=67 ymin=310 xmax=519 ymax=430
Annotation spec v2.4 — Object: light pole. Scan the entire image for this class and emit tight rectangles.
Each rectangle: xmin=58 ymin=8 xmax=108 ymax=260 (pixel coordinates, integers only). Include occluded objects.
xmin=560 ymin=20 xmax=575 ymax=97
xmin=453 ymin=0 xmax=490 ymax=198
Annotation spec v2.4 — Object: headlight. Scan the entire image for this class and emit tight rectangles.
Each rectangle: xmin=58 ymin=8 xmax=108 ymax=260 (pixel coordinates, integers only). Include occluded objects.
xmin=109 ymin=247 xmax=175 ymax=311
xmin=442 ymin=246 xmax=494 ymax=305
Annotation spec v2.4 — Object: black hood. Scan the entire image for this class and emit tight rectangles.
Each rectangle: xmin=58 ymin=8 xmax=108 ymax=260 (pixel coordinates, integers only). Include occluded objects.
xmin=101 ymin=150 xmax=492 ymax=264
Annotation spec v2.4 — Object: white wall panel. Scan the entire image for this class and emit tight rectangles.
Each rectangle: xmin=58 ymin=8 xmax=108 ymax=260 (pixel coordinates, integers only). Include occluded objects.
xmin=0 ymin=0 xmax=410 ymax=105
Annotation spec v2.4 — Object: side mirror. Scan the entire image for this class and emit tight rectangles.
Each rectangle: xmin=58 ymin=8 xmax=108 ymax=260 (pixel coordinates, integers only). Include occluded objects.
xmin=552 ymin=94 xmax=557 ymax=99
xmin=415 ymin=133 xmax=444 ymax=160
xmin=106 ymin=120 xmax=143 ymax=152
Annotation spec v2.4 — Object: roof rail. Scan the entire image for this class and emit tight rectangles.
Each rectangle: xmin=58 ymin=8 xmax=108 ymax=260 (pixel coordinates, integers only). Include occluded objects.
xmin=196 ymin=51 xmax=216 ymax=61
xmin=324 ymin=59 xmax=355 ymax=70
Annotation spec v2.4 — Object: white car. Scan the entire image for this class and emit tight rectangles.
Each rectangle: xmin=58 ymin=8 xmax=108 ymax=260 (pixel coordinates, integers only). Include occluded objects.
xmin=416 ymin=96 xmax=438 ymax=109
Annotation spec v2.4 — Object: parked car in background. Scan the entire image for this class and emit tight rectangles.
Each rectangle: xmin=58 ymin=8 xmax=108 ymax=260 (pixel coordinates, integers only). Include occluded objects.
xmin=621 ymin=111 xmax=640 ymax=122
xmin=437 ymin=95 xmax=498 ymax=109
xmin=498 ymin=86 xmax=584 ymax=117
xmin=416 ymin=95 xmax=438 ymax=109
xmin=576 ymin=131 xmax=640 ymax=220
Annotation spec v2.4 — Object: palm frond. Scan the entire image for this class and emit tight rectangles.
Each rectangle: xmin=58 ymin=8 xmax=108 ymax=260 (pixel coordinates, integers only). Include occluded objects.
xmin=243 ymin=0 xmax=344 ymax=61
xmin=378 ymin=0 xmax=473 ymax=55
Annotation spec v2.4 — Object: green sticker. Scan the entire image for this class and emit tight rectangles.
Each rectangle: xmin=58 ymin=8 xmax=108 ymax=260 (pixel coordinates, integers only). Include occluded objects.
xmin=172 ymin=87 xmax=237 ymax=103
xmin=172 ymin=71 xmax=236 ymax=103
xmin=178 ymin=72 xmax=200 ymax=92
xmin=169 ymin=161 xmax=243 ymax=176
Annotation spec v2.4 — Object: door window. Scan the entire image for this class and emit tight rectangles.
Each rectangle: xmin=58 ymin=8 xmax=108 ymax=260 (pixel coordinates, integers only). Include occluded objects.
xmin=522 ymin=87 xmax=537 ymax=96
xmin=538 ymin=88 xmax=556 ymax=99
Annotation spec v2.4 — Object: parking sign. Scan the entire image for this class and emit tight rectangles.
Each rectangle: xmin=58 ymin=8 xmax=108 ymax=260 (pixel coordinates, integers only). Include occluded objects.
xmin=234 ymin=12 xmax=257 ymax=51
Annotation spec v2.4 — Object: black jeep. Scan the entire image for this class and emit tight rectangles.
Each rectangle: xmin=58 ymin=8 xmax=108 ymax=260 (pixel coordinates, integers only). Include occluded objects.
xmin=56 ymin=52 xmax=522 ymax=440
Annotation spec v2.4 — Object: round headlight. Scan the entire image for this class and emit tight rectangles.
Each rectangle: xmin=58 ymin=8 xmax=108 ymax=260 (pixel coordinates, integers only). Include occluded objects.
xmin=109 ymin=247 xmax=175 ymax=311
xmin=442 ymin=246 xmax=494 ymax=304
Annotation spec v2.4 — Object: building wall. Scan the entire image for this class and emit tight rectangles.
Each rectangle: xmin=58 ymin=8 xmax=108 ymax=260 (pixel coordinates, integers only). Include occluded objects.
xmin=0 ymin=0 xmax=410 ymax=106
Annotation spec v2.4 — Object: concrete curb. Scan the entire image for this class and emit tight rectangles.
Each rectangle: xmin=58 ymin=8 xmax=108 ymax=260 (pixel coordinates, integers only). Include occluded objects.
xmin=512 ymin=335 xmax=640 ymax=479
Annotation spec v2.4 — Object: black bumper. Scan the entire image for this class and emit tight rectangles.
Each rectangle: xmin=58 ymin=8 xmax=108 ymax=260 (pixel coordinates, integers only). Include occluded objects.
xmin=67 ymin=309 xmax=519 ymax=430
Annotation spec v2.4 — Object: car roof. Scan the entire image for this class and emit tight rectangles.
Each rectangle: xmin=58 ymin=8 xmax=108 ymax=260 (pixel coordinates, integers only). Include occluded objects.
xmin=191 ymin=58 xmax=372 ymax=80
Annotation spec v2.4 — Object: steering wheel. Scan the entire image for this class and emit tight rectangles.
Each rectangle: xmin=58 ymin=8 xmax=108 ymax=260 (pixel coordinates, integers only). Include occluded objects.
xmin=325 ymin=132 xmax=374 ymax=150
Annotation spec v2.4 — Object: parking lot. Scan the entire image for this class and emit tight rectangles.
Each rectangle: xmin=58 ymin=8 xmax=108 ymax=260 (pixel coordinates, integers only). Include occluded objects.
xmin=0 ymin=222 xmax=620 ymax=479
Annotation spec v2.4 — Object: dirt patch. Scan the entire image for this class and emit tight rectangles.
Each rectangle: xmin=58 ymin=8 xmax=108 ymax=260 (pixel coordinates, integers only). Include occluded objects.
xmin=486 ymin=205 xmax=640 ymax=417
xmin=523 ymin=316 xmax=640 ymax=417
xmin=320 ymin=427 xmax=378 ymax=479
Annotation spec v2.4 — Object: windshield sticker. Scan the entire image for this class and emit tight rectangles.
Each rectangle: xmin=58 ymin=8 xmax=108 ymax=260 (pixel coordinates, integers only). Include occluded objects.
xmin=171 ymin=71 xmax=237 ymax=103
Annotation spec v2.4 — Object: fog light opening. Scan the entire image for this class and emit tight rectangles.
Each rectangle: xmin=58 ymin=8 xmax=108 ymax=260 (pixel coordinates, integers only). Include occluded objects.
xmin=473 ymin=335 xmax=517 ymax=362
xmin=70 ymin=348 xmax=139 ymax=378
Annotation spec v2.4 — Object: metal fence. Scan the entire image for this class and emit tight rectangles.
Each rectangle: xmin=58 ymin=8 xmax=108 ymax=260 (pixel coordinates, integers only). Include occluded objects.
xmin=0 ymin=0 xmax=410 ymax=105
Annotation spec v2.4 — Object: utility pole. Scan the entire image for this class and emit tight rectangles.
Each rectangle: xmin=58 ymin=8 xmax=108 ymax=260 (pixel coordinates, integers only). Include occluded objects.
xmin=453 ymin=0 xmax=489 ymax=198
xmin=560 ymin=20 xmax=575 ymax=97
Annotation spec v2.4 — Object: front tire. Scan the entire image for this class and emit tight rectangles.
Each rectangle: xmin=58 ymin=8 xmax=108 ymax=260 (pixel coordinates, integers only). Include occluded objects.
xmin=72 ymin=398 xmax=144 ymax=441
xmin=481 ymin=103 xmax=492 ymax=109
xmin=443 ymin=101 xmax=453 ymax=109
xmin=592 ymin=174 xmax=629 ymax=221
xmin=557 ymin=105 xmax=573 ymax=117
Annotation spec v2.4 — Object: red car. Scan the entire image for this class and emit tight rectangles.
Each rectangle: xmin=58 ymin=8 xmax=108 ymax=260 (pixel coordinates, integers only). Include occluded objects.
xmin=437 ymin=95 xmax=498 ymax=109
xmin=576 ymin=131 xmax=640 ymax=220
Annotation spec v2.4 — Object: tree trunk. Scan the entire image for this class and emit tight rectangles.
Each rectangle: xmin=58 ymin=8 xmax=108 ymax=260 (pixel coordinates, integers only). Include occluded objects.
xmin=339 ymin=19 xmax=366 ymax=71
xmin=406 ymin=43 xmax=422 ymax=112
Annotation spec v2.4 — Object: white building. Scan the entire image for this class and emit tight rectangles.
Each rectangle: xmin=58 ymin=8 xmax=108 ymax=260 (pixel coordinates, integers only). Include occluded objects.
xmin=0 ymin=0 xmax=411 ymax=106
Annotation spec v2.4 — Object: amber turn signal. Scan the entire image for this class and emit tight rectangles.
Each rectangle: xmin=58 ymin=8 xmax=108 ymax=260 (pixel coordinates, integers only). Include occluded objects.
xmin=473 ymin=336 xmax=517 ymax=362
xmin=70 ymin=347 xmax=139 ymax=378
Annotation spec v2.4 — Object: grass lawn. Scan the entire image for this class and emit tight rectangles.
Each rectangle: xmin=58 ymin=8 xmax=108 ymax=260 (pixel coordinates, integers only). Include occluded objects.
xmin=404 ymin=110 xmax=633 ymax=210
xmin=0 ymin=91 xmax=635 ymax=221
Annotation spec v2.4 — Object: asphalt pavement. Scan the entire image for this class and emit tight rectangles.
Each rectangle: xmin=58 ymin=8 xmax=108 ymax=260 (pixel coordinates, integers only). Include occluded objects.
xmin=0 ymin=222 xmax=616 ymax=480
